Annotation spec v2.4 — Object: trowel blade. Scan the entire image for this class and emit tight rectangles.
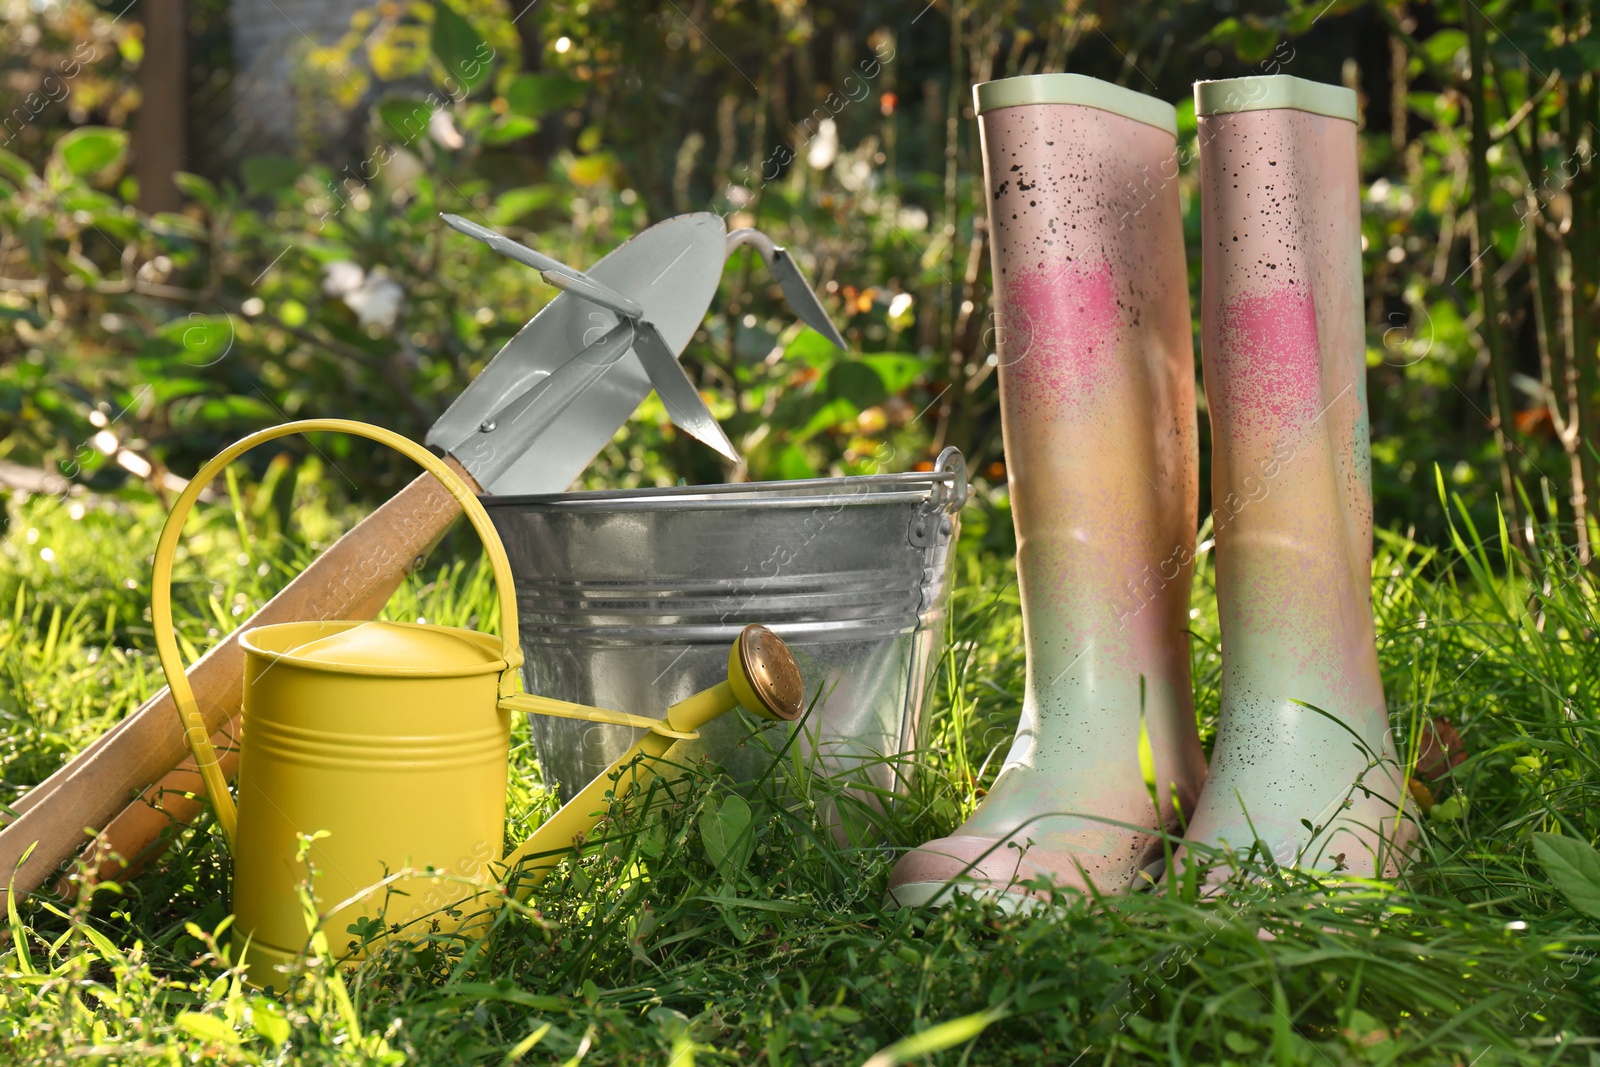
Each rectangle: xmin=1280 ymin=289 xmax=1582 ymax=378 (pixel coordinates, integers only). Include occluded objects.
xmin=426 ymin=213 xmax=729 ymax=497
xmin=770 ymin=247 xmax=847 ymax=350
xmin=444 ymin=320 xmax=636 ymax=488
xmin=631 ymin=319 xmax=739 ymax=463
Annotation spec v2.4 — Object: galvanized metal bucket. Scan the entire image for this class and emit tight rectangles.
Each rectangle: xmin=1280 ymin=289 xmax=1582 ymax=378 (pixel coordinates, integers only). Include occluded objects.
xmin=484 ymin=448 xmax=967 ymax=810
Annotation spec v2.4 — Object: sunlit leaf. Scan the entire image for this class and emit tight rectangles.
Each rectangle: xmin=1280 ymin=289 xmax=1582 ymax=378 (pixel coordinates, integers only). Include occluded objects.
xmin=0 ymin=148 xmax=33 ymax=188
xmin=860 ymin=353 xmax=929 ymax=394
xmin=53 ymin=126 xmax=127 ymax=178
xmin=175 ymin=1012 xmax=240 ymax=1046
xmin=173 ymin=172 xmax=220 ymax=209
xmin=795 ymin=396 xmax=859 ymax=441
xmin=490 ymin=184 xmax=562 ymax=225
xmin=1240 ymin=19 xmax=1283 ymax=62
xmin=249 ymin=999 xmax=290 ymax=1045
xmin=1532 ymin=833 xmax=1600 ymax=921
xmin=773 ymin=442 xmax=816 ymax=479
xmin=861 ymin=1008 xmax=1009 ymax=1067
xmin=1419 ymin=29 xmax=1467 ymax=70
xmin=149 ymin=211 xmax=207 ymax=239
xmin=565 ymin=151 xmax=617 ymax=187
xmin=783 ymin=327 xmax=839 ymax=369
xmin=482 ymin=113 xmax=539 ymax=146
xmin=140 ymin=315 xmax=236 ymax=367
xmin=366 ymin=22 xmax=430 ymax=80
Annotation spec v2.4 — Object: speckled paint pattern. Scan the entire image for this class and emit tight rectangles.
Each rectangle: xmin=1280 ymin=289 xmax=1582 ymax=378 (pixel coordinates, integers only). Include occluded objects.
xmin=1185 ymin=95 xmax=1411 ymax=878
xmin=888 ymin=81 xmax=1206 ymax=905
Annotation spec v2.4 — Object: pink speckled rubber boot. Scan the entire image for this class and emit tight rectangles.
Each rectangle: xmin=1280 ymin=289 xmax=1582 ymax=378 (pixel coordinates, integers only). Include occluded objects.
xmin=887 ymin=74 xmax=1206 ymax=910
xmin=1181 ymin=76 xmax=1412 ymax=879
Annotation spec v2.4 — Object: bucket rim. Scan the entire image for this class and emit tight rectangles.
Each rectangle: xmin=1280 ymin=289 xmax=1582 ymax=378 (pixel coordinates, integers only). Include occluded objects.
xmin=483 ymin=468 xmax=960 ymax=511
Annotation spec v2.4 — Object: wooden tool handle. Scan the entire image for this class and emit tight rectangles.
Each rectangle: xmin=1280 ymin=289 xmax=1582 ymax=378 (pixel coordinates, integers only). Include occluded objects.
xmin=0 ymin=461 xmax=475 ymax=904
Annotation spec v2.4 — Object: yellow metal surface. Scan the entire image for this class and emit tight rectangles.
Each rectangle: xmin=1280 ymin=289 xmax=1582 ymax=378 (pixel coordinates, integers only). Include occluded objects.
xmin=150 ymin=420 xmax=523 ymax=988
xmin=733 ymin=624 xmax=805 ymax=721
xmin=250 ymin=619 xmax=505 ymax=675
xmin=498 ymin=691 xmax=700 ymax=740
xmin=233 ymin=624 xmax=509 ymax=980
xmin=499 ymin=679 xmax=739 ymax=886
xmin=150 ymin=419 xmax=522 ymax=844
xmin=150 ymin=425 xmax=806 ymax=987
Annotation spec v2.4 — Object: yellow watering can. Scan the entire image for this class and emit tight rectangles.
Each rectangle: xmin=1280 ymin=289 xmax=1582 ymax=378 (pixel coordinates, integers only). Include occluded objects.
xmin=152 ymin=419 xmax=803 ymax=988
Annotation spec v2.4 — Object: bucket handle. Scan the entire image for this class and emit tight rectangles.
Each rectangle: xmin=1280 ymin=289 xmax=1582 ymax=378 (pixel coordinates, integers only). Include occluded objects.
xmin=931 ymin=446 xmax=968 ymax=511
xmin=151 ymin=419 xmax=523 ymax=844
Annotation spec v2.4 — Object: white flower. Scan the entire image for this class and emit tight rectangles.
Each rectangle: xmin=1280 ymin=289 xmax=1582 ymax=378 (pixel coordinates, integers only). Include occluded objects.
xmin=322 ymin=260 xmax=365 ymax=297
xmin=343 ymin=268 xmax=405 ymax=330
xmin=322 ymin=261 xmax=403 ymax=328
xmin=807 ymin=118 xmax=838 ymax=170
xmin=429 ymin=109 xmax=465 ymax=151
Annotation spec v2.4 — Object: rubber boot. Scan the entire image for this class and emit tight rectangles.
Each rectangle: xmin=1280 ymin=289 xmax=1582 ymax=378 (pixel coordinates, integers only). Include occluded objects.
xmin=1181 ymin=76 xmax=1411 ymax=879
xmin=887 ymin=74 xmax=1206 ymax=909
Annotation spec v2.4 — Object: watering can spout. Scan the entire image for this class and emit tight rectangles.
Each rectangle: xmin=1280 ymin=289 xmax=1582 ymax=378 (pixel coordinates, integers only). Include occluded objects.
xmin=497 ymin=623 xmax=803 ymax=890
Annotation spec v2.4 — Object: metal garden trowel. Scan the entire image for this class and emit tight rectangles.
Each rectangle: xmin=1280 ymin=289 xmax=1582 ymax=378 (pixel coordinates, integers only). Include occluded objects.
xmin=7 ymin=212 xmax=846 ymax=905
xmin=433 ymin=212 xmax=845 ymax=496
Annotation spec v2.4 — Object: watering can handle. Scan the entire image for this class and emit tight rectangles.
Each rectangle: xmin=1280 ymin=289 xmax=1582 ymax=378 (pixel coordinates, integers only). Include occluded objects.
xmin=150 ymin=419 xmax=523 ymax=844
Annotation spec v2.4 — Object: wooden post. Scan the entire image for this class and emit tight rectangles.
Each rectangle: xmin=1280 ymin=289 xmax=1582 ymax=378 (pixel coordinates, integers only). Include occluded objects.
xmin=135 ymin=0 xmax=187 ymax=214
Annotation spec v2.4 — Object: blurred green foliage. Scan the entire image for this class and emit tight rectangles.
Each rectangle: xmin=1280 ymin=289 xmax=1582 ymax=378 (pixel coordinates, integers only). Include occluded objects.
xmin=0 ymin=0 xmax=1595 ymax=549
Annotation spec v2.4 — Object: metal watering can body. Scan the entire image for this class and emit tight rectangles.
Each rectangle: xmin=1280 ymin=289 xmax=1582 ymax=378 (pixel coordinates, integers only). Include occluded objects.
xmin=151 ymin=420 xmax=802 ymax=990
xmin=232 ymin=620 xmax=510 ymax=978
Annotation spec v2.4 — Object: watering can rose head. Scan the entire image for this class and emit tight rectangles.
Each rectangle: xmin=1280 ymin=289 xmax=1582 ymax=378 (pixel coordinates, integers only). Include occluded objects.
xmin=729 ymin=624 xmax=805 ymax=723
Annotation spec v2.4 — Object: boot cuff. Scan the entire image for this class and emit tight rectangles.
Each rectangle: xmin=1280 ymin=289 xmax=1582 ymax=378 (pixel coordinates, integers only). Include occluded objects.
xmin=974 ymin=73 xmax=1178 ymax=137
xmin=1193 ymin=74 xmax=1357 ymax=122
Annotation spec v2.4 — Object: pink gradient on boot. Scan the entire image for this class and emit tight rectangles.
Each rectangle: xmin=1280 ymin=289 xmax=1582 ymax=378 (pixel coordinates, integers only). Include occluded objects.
xmin=1184 ymin=99 xmax=1413 ymax=881
xmin=1212 ymin=284 xmax=1322 ymax=431
xmin=1005 ymin=261 xmax=1121 ymax=413
xmin=888 ymin=87 xmax=1204 ymax=907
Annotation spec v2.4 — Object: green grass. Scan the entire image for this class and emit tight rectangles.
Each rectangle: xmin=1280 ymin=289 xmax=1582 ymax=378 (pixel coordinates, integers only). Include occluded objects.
xmin=2 ymin=467 xmax=1599 ymax=1065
